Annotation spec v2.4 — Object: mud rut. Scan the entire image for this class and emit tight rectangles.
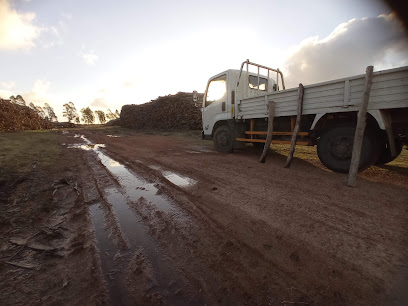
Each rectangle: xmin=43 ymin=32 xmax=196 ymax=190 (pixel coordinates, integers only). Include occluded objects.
xmin=67 ymin=131 xmax=408 ymax=306
xmin=72 ymin=132 xmax=316 ymax=305
xmin=73 ymin=135 xmax=200 ymax=305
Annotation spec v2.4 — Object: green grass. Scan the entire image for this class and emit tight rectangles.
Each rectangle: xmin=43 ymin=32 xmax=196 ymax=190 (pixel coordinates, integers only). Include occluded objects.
xmin=271 ymin=143 xmax=408 ymax=171
xmin=0 ymin=130 xmax=61 ymax=181
xmin=271 ymin=144 xmax=320 ymax=161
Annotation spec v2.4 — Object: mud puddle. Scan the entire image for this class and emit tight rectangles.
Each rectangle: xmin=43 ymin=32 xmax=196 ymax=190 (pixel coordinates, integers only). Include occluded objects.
xmin=148 ymin=165 xmax=197 ymax=188
xmin=72 ymin=135 xmax=197 ymax=304
xmin=162 ymin=171 xmax=196 ymax=187
xmin=96 ymin=151 xmax=191 ymax=216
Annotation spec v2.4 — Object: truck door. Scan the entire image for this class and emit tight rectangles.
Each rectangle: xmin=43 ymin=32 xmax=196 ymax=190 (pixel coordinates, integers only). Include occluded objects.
xmin=202 ymin=74 xmax=228 ymax=136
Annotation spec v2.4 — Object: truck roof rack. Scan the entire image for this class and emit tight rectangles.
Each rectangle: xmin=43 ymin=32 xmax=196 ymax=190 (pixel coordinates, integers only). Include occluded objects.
xmin=237 ymin=59 xmax=285 ymax=91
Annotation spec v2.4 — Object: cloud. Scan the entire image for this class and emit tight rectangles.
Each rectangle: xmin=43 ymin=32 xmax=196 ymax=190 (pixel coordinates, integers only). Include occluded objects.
xmin=81 ymin=51 xmax=99 ymax=65
xmin=18 ymin=79 xmax=52 ymax=107
xmin=32 ymin=79 xmax=51 ymax=96
xmin=90 ymin=97 xmax=108 ymax=109
xmin=123 ymin=81 xmax=134 ymax=88
xmin=1 ymin=80 xmax=16 ymax=90
xmin=0 ymin=0 xmax=42 ymax=50
xmin=0 ymin=89 xmax=13 ymax=99
xmin=283 ymin=14 xmax=408 ymax=88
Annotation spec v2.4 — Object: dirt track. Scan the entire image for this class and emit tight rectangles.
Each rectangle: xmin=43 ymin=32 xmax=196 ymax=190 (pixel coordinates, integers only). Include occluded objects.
xmin=1 ymin=128 xmax=407 ymax=305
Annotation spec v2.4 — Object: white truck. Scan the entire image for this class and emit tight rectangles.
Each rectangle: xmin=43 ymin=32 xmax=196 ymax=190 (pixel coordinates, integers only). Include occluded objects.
xmin=201 ymin=60 xmax=408 ymax=173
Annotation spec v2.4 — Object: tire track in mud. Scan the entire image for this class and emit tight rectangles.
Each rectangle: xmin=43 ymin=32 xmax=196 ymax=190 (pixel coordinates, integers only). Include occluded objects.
xmin=73 ymin=136 xmax=202 ymax=305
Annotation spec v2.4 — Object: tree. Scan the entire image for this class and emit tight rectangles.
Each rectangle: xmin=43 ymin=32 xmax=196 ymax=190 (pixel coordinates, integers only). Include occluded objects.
xmin=15 ymin=95 xmax=26 ymax=106
xmin=115 ymin=109 xmax=120 ymax=117
xmin=106 ymin=108 xmax=119 ymax=120
xmin=80 ymin=107 xmax=95 ymax=124
xmin=44 ymin=103 xmax=58 ymax=122
xmin=29 ymin=102 xmax=46 ymax=118
xmin=63 ymin=102 xmax=79 ymax=123
xmin=95 ymin=110 xmax=106 ymax=124
xmin=9 ymin=95 xmax=26 ymax=106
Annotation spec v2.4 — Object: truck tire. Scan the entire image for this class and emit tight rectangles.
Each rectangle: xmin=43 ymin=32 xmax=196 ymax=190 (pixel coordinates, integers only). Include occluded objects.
xmin=213 ymin=125 xmax=234 ymax=153
xmin=375 ymin=139 xmax=402 ymax=165
xmin=317 ymin=123 xmax=378 ymax=173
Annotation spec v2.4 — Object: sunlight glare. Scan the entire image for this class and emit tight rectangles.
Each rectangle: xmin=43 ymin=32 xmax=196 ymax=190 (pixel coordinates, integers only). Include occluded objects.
xmin=206 ymin=79 xmax=226 ymax=102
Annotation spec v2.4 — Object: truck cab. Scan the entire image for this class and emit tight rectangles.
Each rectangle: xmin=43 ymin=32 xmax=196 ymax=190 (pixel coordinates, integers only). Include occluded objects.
xmin=202 ymin=67 xmax=281 ymax=139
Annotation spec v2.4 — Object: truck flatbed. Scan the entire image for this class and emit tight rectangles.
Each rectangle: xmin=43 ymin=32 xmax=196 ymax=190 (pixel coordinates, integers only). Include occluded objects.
xmin=236 ymin=66 xmax=408 ymax=120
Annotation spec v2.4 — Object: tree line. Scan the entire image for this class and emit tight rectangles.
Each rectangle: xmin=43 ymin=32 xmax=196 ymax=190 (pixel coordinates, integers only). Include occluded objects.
xmin=7 ymin=95 xmax=120 ymax=124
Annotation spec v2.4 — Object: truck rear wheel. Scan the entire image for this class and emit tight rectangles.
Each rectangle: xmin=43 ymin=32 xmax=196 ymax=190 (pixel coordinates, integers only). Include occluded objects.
xmin=213 ymin=125 xmax=234 ymax=153
xmin=317 ymin=123 xmax=378 ymax=173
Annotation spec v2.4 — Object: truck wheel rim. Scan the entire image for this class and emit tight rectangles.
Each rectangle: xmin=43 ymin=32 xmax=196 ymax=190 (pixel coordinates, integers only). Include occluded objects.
xmin=218 ymin=131 xmax=229 ymax=147
xmin=330 ymin=136 xmax=353 ymax=160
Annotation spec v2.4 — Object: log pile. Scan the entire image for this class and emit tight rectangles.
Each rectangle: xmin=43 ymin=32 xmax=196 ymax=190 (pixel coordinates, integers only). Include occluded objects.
xmin=120 ymin=92 xmax=203 ymax=130
xmin=0 ymin=99 xmax=53 ymax=132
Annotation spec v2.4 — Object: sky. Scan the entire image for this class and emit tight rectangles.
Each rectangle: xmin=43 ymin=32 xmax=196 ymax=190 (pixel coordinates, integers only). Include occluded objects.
xmin=0 ymin=0 xmax=407 ymax=122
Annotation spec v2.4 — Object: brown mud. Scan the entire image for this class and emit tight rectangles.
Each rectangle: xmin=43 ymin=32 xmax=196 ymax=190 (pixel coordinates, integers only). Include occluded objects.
xmin=1 ymin=128 xmax=407 ymax=305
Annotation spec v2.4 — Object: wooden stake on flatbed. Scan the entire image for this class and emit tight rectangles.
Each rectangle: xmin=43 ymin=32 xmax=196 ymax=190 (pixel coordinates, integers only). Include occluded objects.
xmin=284 ymin=84 xmax=304 ymax=168
xmin=347 ymin=66 xmax=374 ymax=187
xmin=259 ymin=101 xmax=275 ymax=163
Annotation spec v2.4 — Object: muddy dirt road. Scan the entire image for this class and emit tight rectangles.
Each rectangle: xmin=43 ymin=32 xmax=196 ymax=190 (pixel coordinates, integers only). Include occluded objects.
xmin=1 ymin=128 xmax=407 ymax=305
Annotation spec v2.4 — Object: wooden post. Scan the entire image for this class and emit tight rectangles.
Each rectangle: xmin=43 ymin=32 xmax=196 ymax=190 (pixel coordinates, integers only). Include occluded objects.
xmin=284 ymin=83 xmax=304 ymax=168
xmin=347 ymin=66 xmax=374 ymax=187
xmin=259 ymin=101 xmax=275 ymax=163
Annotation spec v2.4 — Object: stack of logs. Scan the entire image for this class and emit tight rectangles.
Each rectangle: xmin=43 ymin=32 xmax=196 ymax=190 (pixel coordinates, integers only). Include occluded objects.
xmin=120 ymin=92 xmax=203 ymax=130
xmin=0 ymin=99 xmax=53 ymax=132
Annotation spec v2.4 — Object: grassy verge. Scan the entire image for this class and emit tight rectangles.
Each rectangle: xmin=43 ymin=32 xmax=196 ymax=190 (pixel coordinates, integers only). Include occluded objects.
xmin=0 ymin=130 xmax=61 ymax=182
xmin=271 ymin=144 xmax=408 ymax=168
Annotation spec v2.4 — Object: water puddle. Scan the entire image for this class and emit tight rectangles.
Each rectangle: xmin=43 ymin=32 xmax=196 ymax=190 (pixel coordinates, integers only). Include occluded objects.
xmin=96 ymin=152 xmax=186 ymax=214
xmin=163 ymin=171 xmax=196 ymax=187
xmin=148 ymin=166 xmax=196 ymax=188
xmin=68 ymin=143 xmax=105 ymax=151
xmin=74 ymin=134 xmax=198 ymax=304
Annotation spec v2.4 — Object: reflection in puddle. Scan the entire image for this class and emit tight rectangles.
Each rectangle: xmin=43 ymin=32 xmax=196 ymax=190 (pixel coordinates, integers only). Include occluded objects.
xmin=97 ymin=152 xmax=183 ymax=215
xmin=108 ymin=160 xmax=121 ymax=167
xmin=80 ymin=133 xmax=198 ymax=304
xmin=148 ymin=165 xmax=162 ymax=171
xmin=68 ymin=143 xmax=106 ymax=151
xmin=70 ymin=135 xmax=189 ymax=216
xmin=163 ymin=171 xmax=196 ymax=187
xmin=89 ymin=191 xmax=191 ymax=304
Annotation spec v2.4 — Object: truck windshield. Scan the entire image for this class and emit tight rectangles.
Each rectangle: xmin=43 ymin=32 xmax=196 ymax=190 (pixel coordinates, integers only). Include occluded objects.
xmin=205 ymin=75 xmax=227 ymax=107
xmin=249 ymin=75 xmax=268 ymax=91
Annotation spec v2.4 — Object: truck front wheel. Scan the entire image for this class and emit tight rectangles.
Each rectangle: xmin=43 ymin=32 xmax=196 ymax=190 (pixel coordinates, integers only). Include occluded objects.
xmin=213 ymin=125 xmax=234 ymax=153
xmin=317 ymin=124 xmax=378 ymax=173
